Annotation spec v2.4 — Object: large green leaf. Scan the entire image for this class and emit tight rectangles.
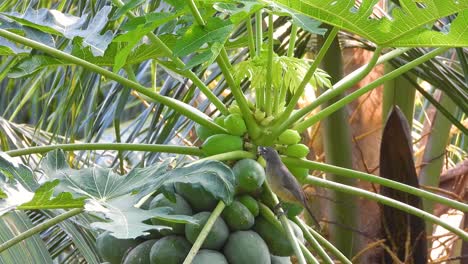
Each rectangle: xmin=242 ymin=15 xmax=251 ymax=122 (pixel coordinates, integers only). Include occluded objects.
xmin=3 ymin=6 xmax=114 ymax=55
xmin=89 ymin=194 xmax=197 ymax=239
xmin=272 ymin=0 xmax=468 ymax=47
xmin=0 ymin=153 xmax=84 ymax=215
xmin=41 ymin=149 xmax=171 ymax=200
xmin=173 ymin=17 xmax=234 ymax=57
xmin=157 ymin=160 xmax=236 ymax=206
xmin=113 ymin=12 xmax=180 ymax=72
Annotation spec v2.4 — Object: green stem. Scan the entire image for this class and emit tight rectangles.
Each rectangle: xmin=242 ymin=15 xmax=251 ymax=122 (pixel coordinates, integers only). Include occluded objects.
xmin=193 ymin=150 xmax=255 ymax=164
xmin=185 ymin=0 xmax=260 ymax=137
xmin=255 ymin=11 xmax=263 ymax=56
xmin=299 ymin=242 xmax=320 ymax=264
xmin=186 ymin=0 xmax=205 ymax=26
xmin=293 ymin=218 xmax=334 ymax=264
xmin=294 ymin=217 xmax=352 ymax=264
xmin=274 ymin=27 xmax=339 ymax=127
xmin=270 ymin=46 xmax=390 ymax=140
xmin=111 ymin=0 xmax=229 ymax=115
xmin=294 ymin=47 xmax=449 ymax=132
xmin=218 ymin=50 xmax=260 ymax=138
xmin=303 ymin=176 xmax=468 ymax=240
xmin=255 ymin=11 xmax=264 ymax=109
xmin=287 ymin=24 xmax=298 ymax=57
xmin=263 ymin=183 xmax=306 ymax=264
xmin=246 ymin=19 xmax=256 ymax=58
xmin=0 ymin=208 xmax=83 ymax=253
xmin=282 ymin=157 xmax=468 ymax=212
xmin=0 ymin=29 xmax=227 ymax=134
xmin=5 ymin=143 xmax=203 ymax=157
xmin=183 ymin=202 xmax=225 ymax=264
xmin=266 ymin=13 xmax=274 ymax=116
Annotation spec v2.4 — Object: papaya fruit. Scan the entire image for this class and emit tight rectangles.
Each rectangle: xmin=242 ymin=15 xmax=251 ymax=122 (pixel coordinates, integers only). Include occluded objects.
xmin=236 ymin=194 xmax=259 ymax=217
xmin=123 ymin=239 xmax=158 ymax=264
xmin=284 ymin=144 xmax=309 ymax=158
xmin=148 ymin=193 xmax=193 ymax=235
xmin=221 ymin=200 xmax=255 ymax=231
xmin=149 ymin=236 xmax=191 ymax=264
xmin=192 ymin=250 xmax=228 ymax=264
xmin=96 ymin=232 xmax=139 ymax=264
xmin=195 ymin=124 xmax=216 ymax=141
xmin=201 ymin=134 xmax=243 ymax=156
xmin=185 ymin=212 xmax=229 ymax=250
xmin=232 ymin=159 xmax=265 ymax=193
xmin=175 ymin=183 xmax=218 ymax=212
xmin=224 ymin=114 xmax=247 ymax=136
xmin=253 ymin=216 xmax=293 ymax=256
xmin=277 ymin=129 xmax=301 ymax=145
xmin=223 ymin=231 xmax=270 ymax=264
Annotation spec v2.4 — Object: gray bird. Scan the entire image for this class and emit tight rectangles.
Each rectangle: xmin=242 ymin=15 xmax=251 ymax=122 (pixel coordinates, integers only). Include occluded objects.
xmin=258 ymin=146 xmax=319 ymax=227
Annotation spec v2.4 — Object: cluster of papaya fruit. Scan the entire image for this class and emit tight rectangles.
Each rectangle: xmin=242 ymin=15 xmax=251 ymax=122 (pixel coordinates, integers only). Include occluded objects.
xmin=96 ymin=158 xmax=305 ymax=264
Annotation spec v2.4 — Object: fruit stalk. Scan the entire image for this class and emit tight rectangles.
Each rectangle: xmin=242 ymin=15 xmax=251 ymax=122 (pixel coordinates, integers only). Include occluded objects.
xmin=183 ymin=202 xmax=226 ymax=264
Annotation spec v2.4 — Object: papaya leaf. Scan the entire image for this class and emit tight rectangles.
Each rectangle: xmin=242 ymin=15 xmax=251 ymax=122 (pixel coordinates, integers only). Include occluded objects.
xmin=0 ymin=153 xmax=83 ymax=215
xmin=0 ymin=37 xmax=30 ymax=55
xmin=213 ymin=1 xmax=265 ymax=24
xmin=89 ymin=194 xmax=197 ymax=239
xmin=269 ymin=4 xmax=326 ymax=35
xmin=40 ymin=149 xmax=171 ymax=200
xmin=7 ymin=35 xmax=175 ymax=78
xmin=173 ymin=17 xmax=234 ymax=57
xmin=0 ymin=152 xmax=38 ymax=191
xmin=3 ymin=6 xmax=114 ymax=55
xmin=272 ymin=0 xmax=468 ymax=47
xmin=111 ymin=0 xmax=146 ymax=20
xmin=156 ymin=160 xmax=236 ymax=206
xmin=380 ymin=107 xmax=427 ymax=263
xmin=113 ymin=12 xmax=179 ymax=72
xmin=17 ymin=180 xmax=86 ymax=210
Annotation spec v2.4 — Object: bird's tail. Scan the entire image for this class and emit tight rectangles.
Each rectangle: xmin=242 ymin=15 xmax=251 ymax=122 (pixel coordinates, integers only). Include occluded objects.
xmin=301 ymin=196 xmax=320 ymax=229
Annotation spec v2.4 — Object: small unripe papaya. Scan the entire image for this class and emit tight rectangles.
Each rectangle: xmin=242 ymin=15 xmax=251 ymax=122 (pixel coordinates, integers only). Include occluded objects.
xmin=224 ymin=114 xmax=247 ymax=136
xmin=277 ymin=129 xmax=301 ymax=145
xmin=284 ymin=144 xmax=309 ymax=158
xmin=195 ymin=124 xmax=216 ymax=141
xmin=201 ymin=134 xmax=243 ymax=156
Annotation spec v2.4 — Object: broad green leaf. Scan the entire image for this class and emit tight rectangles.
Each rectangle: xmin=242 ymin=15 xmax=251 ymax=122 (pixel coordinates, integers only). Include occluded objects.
xmin=173 ymin=17 xmax=234 ymax=57
xmin=0 ymin=211 xmax=53 ymax=263
xmin=183 ymin=42 xmax=223 ymax=70
xmin=0 ymin=153 xmax=82 ymax=215
xmin=272 ymin=0 xmax=468 ymax=47
xmin=157 ymin=160 xmax=236 ymax=206
xmin=41 ymin=149 xmax=171 ymax=200
xmin=7 ymin=36 xmax=176 ymax=78
xmin=213 ymin=1 xmax=265 ymax=24
xmin=111 ymin=0 xmax=146 ymax=20
xmin=0 ymin=38 xmax=30 ymax=55
xmin=0 ymin=152 xmax=38 ymax=191
xmin=113 ymin=12 xmax=178 ymax=72
xmin=89 ymin=194 xmax=196 ymax=239
xmin=18 ymin=180 xmax=86 ymax=210
xmin=3 ymin=6 xmax=114 ymax=55
xmin=270 ymin=4 xmax=326 ymax=35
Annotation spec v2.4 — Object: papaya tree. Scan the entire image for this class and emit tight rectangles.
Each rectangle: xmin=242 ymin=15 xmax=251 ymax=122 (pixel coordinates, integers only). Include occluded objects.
xmin=0 ymin=0 xmax=466 ymax=263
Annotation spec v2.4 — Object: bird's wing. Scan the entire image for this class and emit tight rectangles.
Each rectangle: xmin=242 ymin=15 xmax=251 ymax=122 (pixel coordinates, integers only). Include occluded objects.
xmin=278 ymin=164 xmax=306 ymax=202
